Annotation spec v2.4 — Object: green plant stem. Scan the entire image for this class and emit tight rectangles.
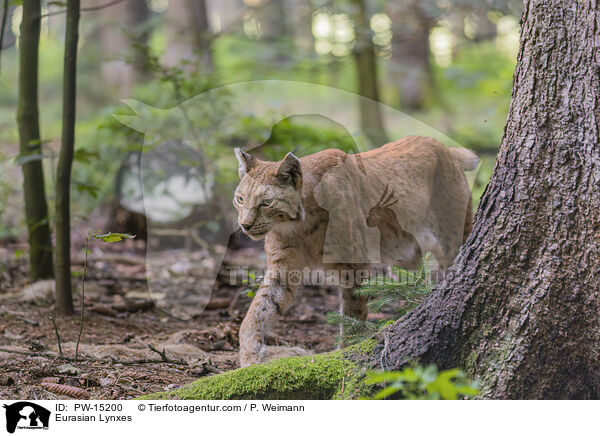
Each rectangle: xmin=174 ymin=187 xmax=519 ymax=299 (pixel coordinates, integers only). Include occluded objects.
xmin=74 ymin=234 xmax=89 ymax=364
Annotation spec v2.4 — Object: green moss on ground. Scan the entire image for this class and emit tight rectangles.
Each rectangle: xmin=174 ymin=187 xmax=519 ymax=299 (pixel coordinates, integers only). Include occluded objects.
xmin=139 ymin=341 xmax=377 ymax=400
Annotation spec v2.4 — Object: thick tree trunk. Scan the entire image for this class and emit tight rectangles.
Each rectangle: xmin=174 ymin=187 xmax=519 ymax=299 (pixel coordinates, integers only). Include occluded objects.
xmin=350 ymin=0 xmax=388 ymax=147
xmin=17 ymin=0 xmax=54 ymax=280
xmin=55 ymin=0 xmax=80 ymax=315
xmin=378 ymin=0 xmax=600 ymax=399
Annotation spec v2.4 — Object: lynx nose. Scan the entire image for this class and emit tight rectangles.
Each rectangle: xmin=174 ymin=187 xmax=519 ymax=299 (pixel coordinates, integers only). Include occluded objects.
xmin=239 ymin=210 xmax=257 ymax=231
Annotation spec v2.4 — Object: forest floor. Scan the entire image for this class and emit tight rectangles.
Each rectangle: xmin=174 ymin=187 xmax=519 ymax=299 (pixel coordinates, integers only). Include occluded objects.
xmin=0 ymin=236 xmax=342 ymax=400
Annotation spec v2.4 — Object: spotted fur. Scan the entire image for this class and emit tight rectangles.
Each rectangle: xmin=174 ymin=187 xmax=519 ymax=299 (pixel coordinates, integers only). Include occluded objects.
xmin=233 ymin=136 xmax=478 ymax=366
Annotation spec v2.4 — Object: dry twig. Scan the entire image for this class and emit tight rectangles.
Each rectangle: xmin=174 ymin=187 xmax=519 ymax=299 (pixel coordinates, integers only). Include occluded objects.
xmin=49 ymin=313 xmax=63 ymax=357
xmin=147 ymin=344 xmax=170 ymax=363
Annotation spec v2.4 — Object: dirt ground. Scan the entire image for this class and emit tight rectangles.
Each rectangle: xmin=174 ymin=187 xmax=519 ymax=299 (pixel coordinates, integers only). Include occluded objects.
xmin=0 ymin=237 xmax=340 ymax=400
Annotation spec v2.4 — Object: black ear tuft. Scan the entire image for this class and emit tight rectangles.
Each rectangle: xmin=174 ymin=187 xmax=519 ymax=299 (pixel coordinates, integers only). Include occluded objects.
xmin=234 ymin=148 xmax=257 ymax=179
xmin=275 ymin=152 xmax=302 ymax=188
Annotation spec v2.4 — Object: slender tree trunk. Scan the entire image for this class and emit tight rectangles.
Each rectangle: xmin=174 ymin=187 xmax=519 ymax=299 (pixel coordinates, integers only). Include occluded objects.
xmin=255 ymin=0 xmax=286 ymax=42
xmin=16 ymin=0 xmax=53 ymax=280
xmin=469 ymin=6 xmax=497 ymax=42
xmin=377 ymin=0 xmax=600 ymax=399
xmin=350 ymin=0 xmax=388 ymax=147
xmin=387 ymin=1 xmax=433 ymax=111
xmin=55 ymin=0 xmax=80 ymax=315
xmin=126 ymin=0 xmax=151 ymax=77
xmin=1 ymin=0 xmax=16 ymax=52
xmin=186 ymin=0 xmax=214 ymax=70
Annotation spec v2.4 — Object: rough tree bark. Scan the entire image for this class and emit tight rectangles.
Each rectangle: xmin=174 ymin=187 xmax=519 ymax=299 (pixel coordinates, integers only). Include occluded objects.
xmin=378 ymin=0 xmax=600 ymax=399
xmin=16 ymin=0 xmax=54 ymax=280
xmin=55 ymin=0 xmax=80 ymax=315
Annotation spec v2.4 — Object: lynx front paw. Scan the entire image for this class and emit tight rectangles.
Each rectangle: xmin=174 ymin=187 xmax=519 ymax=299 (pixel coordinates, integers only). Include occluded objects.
xmin=265 ymin=345 xmax=312 ymax=361
xmin=240 ymin=342 xmax=268 ymax=367
xmin=240 ymin=345 xmax=312 ymax=367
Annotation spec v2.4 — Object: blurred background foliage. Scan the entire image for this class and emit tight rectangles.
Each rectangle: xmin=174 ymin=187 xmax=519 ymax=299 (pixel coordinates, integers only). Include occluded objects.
xmin=0 ymin=0 xmax=521 ymax=239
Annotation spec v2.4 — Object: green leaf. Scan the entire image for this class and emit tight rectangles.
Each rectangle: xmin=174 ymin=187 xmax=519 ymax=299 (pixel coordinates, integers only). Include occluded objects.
xmin=242 ymin=288 xmax=256 ymax=298
xmin=74 ymin=182 xmax=100 ymax=199
xmin=364 ymin=371 xmax=407 ymax=384
xmin=73 ymin=149 xmax=100 ymax=164
xmin=367 ymin=364 xmax=478 ymax=400
xmin=92 ymin=232 xmax=135 ymax=243
xmin=372 ymin=385 xmax=401 ymax=400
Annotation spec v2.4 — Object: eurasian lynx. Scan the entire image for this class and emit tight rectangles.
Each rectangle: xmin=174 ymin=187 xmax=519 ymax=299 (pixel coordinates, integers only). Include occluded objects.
xmin=233 ymin=136 xmax=478 ymax=367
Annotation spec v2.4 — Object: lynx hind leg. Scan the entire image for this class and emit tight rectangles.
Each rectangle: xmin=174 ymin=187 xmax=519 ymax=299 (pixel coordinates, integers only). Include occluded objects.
xmin=430 ymin=197 xmax=473 ymax=283
xmin=336 ymin=266 xmax=369 ymax=319
xmin=335 ymin=267 xmax=368 ymax=347
xmin=336 ymin=286 xmax=368 ymax=348
xmin=340 ymin=286 xmax=368 ymax=321
xmin=415 ymin=229 xmax=446 ymax=283
xmin=429 ymin=232 xmax=467 ymax=283
xmin=430 ymin=195 xmax=474 ymax=282
xmin=426 ymin=256 xmax=446 ymax=283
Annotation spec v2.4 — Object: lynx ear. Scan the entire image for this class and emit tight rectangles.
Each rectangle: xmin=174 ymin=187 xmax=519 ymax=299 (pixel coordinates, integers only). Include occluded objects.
xmin=234 ymin=148 xmax=257 ymax=179
xmin=276 ymin=152 xmax=302 ymax=188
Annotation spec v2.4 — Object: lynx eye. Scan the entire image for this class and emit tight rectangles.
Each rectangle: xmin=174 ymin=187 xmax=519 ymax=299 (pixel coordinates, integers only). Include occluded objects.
xmin=235 ymin=195 xmax=244 ymax=204
xmin=261 ymin=198 xmax=274 ymax=207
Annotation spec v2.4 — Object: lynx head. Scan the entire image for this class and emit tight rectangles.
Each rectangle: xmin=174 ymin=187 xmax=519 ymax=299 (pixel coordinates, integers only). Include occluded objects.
xmin=233 ymin=149 xmax=304 ymax=240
